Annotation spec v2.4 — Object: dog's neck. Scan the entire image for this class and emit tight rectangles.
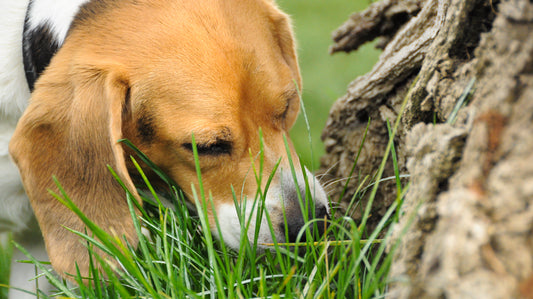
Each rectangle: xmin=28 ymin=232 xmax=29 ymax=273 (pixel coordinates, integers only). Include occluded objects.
xmin=22 ymin=0 xmax=90 ymax=91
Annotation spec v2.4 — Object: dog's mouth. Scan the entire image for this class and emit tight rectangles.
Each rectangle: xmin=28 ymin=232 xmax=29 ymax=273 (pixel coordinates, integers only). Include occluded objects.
xmin=210 ymin=167 xmax=330 ymax=250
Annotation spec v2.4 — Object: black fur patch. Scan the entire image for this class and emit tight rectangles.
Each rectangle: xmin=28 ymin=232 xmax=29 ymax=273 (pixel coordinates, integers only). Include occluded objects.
xmin=22 ymin=19 xmax=60 ymax=91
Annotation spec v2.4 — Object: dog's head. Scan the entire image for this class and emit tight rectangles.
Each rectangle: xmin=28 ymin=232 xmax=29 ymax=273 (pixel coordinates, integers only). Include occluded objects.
xmin=10 ymin=0 xmax=328 ymax=278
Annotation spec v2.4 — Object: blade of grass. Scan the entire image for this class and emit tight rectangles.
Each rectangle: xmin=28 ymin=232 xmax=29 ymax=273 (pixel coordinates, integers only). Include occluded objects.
xmin=12 ymin=242 xmax=78 ymax=298
xmin=447 ymin=77 xmax=476 ymax=125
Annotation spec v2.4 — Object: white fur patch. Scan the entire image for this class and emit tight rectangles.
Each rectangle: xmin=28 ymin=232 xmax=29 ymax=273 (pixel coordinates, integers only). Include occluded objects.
xmin=0 ymin=0 xmax=31 ymax=120
xmin=0 ymin=123 xmax=33 ymax=233
xmin=0 ymin=0 xmax=32 ymax=234
xmin=304 ymin=167 xmax=330 ymax=213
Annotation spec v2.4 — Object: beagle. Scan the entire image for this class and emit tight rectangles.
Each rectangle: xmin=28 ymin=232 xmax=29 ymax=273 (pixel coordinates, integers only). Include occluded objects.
xmin=1 ymin=0 xmax=329 ymax=296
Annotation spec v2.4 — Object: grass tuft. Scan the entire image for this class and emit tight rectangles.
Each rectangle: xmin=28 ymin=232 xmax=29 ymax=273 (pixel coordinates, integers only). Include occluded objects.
xmin=1 ymin=91 xmax=411 ymax=299
xmin=5 ymin=123 xmax=405 ymax=299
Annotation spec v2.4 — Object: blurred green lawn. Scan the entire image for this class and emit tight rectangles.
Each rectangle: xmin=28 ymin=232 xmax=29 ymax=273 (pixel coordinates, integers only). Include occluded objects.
xmin=278 ymin=0 xmax=380 ymax=170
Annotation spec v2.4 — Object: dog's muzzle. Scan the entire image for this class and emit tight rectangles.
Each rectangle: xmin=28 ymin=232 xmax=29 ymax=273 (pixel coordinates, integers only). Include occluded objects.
xmin=278 ymin=169 xmax=329 ymax=243
xmin=215 ymin=167 xmax=329 ymax=249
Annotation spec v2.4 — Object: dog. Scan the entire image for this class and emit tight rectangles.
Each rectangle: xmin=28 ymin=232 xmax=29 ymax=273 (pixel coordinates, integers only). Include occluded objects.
xmin=1 ymin=0 xmax=329 ymax=297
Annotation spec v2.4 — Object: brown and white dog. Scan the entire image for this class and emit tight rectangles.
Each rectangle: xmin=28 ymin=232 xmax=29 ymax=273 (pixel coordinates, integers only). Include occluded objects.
xmin=0 ymin=0 xmax=329 ymax=297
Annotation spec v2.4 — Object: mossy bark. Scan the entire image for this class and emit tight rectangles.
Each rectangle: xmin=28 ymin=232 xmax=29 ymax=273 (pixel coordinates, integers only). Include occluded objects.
xmin=321 ymin=0 xmax=533 ymax=297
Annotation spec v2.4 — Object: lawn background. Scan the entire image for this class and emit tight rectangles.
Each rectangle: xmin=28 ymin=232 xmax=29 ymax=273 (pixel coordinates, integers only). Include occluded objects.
xmin=278 ymin=0 xmax=380 ymax=170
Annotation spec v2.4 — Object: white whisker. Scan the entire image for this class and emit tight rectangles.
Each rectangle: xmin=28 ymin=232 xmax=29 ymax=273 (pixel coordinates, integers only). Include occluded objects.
xmin=323 ymin=175 xmax=359 ymax=189
xmin=358 ymin=174 xmax=410 ymax=192
xmin=315 ymin=161 xmax=340 ymax=182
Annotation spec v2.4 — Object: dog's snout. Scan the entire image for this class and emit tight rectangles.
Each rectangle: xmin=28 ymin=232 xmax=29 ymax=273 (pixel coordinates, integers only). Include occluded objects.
xmin=285 ymin=209 xmax=306 ymax=243
xmin=276 ymin=169 xmax=330 ymax=244
xmin=284 ymin=201 xmax=329 ymax=243
xmin=315 ymin=204 xmax=329 ymax=219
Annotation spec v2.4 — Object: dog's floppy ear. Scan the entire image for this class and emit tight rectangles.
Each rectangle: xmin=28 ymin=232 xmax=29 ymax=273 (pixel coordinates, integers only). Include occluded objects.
xmin=9 ymin=59 xmax=139 ymax=279
xmin=268 ymin=3 xmax=302 ymax=89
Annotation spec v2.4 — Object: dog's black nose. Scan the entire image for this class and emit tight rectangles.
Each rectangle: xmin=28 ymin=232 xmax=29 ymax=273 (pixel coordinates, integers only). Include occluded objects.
xmin=285 ymin=203 xmax=329 ymax=243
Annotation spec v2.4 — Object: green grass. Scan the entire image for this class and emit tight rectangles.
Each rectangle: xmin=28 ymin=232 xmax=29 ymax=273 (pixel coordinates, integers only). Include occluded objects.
xmin=279 ymin=0 xmax=380 ymax=170
xmin=0 ymin=234 xmax=12 ymax=299
xmin=1 ymin=104 xmax=407 ymax=298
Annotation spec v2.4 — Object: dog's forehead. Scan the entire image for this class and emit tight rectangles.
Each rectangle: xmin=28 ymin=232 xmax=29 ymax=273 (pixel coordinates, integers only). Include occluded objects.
xmin=134 ymin=46 xmax=295 ymax=114
xmin=71 ymin=0 xmax=297 ymax=104
xmin=135 ymin=76 xmax=291 ymax=129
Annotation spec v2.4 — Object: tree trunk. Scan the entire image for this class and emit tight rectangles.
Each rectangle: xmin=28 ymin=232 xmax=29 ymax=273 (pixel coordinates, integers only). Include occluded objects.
xmin=320 ymin=0 xmax=533 ymax=297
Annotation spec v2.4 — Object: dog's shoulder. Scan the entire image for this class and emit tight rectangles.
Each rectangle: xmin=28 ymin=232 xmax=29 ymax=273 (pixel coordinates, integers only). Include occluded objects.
xmin=0 ymin=0 xmax=31 ymax=121
xmin=0 ymin=0 xmax=90 ymax=234
xmin=0 ymin=0 xmax=90 ymax=121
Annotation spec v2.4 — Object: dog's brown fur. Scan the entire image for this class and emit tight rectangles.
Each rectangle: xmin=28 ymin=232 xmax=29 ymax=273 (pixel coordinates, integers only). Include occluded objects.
xmin=10 ymin=0 xmax=308 ymax=279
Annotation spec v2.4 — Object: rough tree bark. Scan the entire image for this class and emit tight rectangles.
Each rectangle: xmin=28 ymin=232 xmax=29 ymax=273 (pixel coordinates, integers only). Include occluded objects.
xmin=320 ymin=0 xmax=533 ymax=298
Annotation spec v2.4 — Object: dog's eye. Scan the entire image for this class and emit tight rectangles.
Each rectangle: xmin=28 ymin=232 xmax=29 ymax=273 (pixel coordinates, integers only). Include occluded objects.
xmin=182 ymin=141 xmax=232 ymax=156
